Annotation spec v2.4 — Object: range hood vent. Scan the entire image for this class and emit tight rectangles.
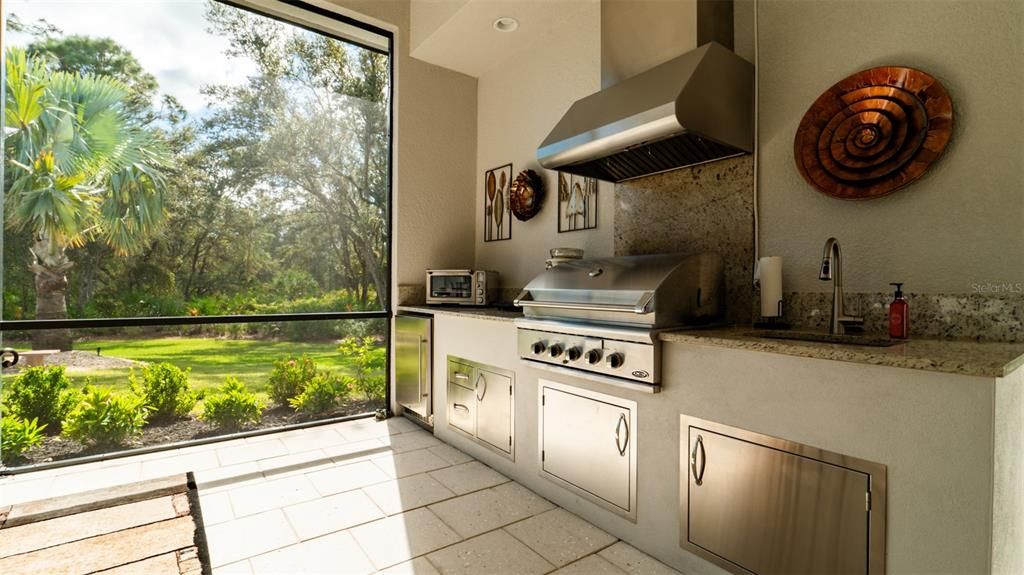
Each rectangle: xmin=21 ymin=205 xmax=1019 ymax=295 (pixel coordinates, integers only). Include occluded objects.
xmin=538 ymin=42 xmax=753 ymax=183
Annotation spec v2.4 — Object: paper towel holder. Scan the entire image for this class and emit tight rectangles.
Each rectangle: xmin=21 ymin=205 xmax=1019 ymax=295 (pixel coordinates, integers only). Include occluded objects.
xmin=753 ymin=256 xmax=790 ymax=329
xmin=754 ymin=301 xmax=790 ymax=329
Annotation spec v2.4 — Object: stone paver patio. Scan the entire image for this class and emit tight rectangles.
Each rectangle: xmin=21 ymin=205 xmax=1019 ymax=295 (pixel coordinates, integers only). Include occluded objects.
xmin=0 ymin=418 xmax=680 ymax=574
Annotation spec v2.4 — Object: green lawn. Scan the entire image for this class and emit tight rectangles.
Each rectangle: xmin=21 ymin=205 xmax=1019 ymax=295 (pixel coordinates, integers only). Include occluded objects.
xmin=9 ymin=337 xmax=356 ymax=395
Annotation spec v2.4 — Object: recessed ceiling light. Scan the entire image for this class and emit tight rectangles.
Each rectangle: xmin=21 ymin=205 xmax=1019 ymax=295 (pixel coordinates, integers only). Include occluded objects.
xmin=493 ymin=17 xmax=519 ymax=33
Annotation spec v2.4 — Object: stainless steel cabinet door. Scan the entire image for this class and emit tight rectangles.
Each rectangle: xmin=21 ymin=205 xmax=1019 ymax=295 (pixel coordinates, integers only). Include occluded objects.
xmin=682 ymin=417 xmax=885 ymax=575
xmin=541 ymin=382 xmax=636 ymax=518
xmin=448 ymin=381 xmax=476 ymax=435
xmin=475 ymin=369 xmax=512 ymax=454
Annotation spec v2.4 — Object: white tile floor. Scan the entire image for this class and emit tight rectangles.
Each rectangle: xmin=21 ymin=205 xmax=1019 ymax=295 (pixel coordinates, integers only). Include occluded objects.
xmin=0 ymin=418 xmax=681 ymax=575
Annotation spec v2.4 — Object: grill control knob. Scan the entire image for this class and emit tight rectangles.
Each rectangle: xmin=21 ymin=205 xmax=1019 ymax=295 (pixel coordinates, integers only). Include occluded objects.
xmin=565 ymin=347 xmax=582 ymax=361
xmin=531 ymin=341 xmax=546 ymax=355
xmin=585 ymin=349 xmax=602 ymax=365
xmin=549 ymin=344 xmax=564 ymax=358
xmin=605 ymin=352 xmax=625 ymax=369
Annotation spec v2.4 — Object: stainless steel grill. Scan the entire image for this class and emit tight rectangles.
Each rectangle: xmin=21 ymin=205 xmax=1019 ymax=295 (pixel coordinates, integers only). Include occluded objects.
xmin=514 ymin=253 xmax=724 ymax=390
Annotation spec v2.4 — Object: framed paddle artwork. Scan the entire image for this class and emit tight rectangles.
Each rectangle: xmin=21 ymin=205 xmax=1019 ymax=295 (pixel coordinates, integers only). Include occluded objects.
xmin=484 ymin=164 xmax=513 ymax=241
xmin=558 ymin=172 xmax=598 ymax=232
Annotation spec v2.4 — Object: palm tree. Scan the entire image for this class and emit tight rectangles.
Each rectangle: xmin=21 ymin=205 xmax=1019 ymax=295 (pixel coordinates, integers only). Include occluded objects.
xmin=4 ymin=47 xmax=170 ymax=349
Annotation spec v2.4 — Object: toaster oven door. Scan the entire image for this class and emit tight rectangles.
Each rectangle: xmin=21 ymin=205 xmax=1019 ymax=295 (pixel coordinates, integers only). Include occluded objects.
xmin=428 ymin=274 xmax=473 ymax=302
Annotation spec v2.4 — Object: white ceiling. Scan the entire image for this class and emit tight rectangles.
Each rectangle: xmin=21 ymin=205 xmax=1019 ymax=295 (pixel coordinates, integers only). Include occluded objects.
xmin=410 ymin=0 xmax=597 ymax=78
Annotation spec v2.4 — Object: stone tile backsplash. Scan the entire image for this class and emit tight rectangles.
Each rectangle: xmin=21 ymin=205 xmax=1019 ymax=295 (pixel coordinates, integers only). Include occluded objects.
xmin=777 ymin=291 xmax=1024 ymax=342
xmin=614 ymin=155 xmax=754 ymax=324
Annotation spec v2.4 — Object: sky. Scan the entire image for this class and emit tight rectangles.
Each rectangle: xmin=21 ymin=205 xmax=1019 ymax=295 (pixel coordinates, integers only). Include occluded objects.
xmin=3 ymin=0 xmax=259 ymax=114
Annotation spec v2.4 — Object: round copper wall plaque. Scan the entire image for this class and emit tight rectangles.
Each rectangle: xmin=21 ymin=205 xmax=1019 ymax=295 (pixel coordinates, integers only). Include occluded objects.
xmin=794 ymin=66 xmax=953 ymax=200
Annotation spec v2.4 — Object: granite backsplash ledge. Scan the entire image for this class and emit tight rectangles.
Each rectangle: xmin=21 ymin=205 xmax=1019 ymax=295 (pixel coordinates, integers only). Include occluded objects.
xmin=772 ymin=291 xmax=1024 ymax=343
xmin=615 ymin=155 xmax=754 ymax=324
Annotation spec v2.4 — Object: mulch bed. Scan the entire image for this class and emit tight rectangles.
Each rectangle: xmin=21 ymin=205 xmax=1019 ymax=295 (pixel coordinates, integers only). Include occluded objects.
xmin=1 ymin=351 xmax=144 ymax=375
xmin=12 ymin=400 xmax=378 ymax=467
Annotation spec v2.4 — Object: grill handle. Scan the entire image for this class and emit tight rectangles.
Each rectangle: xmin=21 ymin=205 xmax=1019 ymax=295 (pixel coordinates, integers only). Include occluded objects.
xmin=514 ymin=290 xmax=654 ymax=315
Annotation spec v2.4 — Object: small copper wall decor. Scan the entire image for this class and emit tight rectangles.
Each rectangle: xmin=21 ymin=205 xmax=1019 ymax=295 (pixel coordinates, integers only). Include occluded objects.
xmin=510 ymin=169 xmax=544 ymax=221
xmin=794 ymin=66 xmax=953 ymax=200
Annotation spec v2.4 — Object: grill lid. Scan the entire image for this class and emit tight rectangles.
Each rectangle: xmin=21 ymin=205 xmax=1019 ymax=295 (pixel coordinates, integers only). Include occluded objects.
xmin=514 ymin=253 xmax=724 ymax=328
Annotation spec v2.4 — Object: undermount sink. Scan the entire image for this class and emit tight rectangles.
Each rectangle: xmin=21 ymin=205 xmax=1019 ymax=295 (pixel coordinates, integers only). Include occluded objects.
xmin=746 ymin=329 xmax=900 ymax=347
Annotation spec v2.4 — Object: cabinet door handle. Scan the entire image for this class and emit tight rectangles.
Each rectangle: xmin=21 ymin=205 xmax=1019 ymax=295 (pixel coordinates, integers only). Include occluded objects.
xmin=691 ymin=434 xmax=706 ymax=486
xmin=475 ymin=373 xmax=487 ymax=401
xmin=453 ymin=402 xmax=470 ymax=412
xmin=614 ymin=413 xmax=629 ymax=457
xmin=454 ymin=371 xmax=470 ymax=381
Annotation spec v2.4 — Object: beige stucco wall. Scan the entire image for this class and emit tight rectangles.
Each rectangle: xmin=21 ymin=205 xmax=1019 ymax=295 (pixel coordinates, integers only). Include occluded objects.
xmin=600 ymin=0 xmax=698 ymax=88
xmin=473 ymin=0 xmax=614 ymax=290
xmin=755 ymin=0 xmax=1024 ymax=294
xmin=324 ymin=0 xmax=478 ymax=297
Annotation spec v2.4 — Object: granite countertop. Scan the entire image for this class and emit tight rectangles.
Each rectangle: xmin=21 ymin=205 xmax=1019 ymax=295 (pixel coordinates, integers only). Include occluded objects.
xmin=659 ymin=326 xmax=1024 ymax=379
xmin=397 ymin=305 xmax=523 ymax=322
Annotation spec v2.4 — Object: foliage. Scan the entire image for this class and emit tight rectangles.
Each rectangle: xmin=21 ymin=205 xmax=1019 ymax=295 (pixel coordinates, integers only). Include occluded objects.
xmin=3 ymin=6 xmax=392 ymax=323
xmin=4 ymin=366 xmax=79 ymax=430
xmin=3 ymin=45 xmax=172 ymax=340
xmin=269 ymin=270 xmax=320 ymax=300
xmin=200 ymin=377 xmax=264 ymax=430
xmin=4 ymin=46 xmax=171 ymax=257
xmin=267 ymin=355 xmax=318 ymax=405
xmin=1 ymin=411 xmax=46 ymax=459
xmin=129 ymin=362 xmax=196 ymax=420
xmin=288 ymin=372 xmax=351 ymax=414
xmin=63 ymin=386 xmax=148 ymax=446
xmin=27 ymin=35 xmax=161 ymax=116
xmin=338 ymin=337 xmax=386 ymax=400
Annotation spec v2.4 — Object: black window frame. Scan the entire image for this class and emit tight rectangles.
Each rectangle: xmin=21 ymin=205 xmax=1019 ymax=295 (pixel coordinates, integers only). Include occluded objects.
xmin=0 ymin=0 xmax=396 ymax=474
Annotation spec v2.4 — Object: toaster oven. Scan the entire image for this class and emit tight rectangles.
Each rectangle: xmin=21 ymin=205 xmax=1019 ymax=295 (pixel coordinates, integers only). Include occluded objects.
xmin=426 ymin=270 xmax=498 ymax=305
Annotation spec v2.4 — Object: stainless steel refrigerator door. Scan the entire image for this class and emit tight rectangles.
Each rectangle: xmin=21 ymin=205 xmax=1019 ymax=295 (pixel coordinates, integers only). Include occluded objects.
xmin=395 ymin=315 xmax=431 ymax=418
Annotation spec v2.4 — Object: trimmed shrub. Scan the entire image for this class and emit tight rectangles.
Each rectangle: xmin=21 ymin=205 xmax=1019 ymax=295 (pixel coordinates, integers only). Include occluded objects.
xmin=63 ymin=386 xmax=149 ymax=447
xmin=288 ymin=373 xmax=351 ymax=415
xmin=267 ymin=355 xmax=317 ymax=405
xmin=130 ymin=362 xmax=196 ymax=421
xmin=201 ymin=378 xmax=264 ymax=430
xmin=1 ymin=411 xmax=46 ymax=459
xmin=338 ymin=337 xmax=386 ymax=400
xmin=5 ymin=366 xmax=79 ymax=431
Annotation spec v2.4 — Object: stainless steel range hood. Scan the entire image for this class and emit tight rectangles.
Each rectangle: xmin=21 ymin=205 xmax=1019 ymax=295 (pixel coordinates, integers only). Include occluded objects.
xmin=537 ymin=42 xmax=753 ymax=183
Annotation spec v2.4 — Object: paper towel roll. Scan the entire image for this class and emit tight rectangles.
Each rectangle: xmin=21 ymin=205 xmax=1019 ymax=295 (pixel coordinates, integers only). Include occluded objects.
xmin=756 ymin=256 xmax=784 ymax=318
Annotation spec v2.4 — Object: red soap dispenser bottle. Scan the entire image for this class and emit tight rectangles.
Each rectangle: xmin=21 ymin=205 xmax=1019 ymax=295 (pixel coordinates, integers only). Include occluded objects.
xmin=889 ymin=282 xmax=908 ymax=339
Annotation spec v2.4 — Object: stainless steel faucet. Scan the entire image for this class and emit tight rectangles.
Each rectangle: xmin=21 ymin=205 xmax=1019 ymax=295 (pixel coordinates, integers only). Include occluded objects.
xmin=818 ymin=238 xmax=864 ymax=335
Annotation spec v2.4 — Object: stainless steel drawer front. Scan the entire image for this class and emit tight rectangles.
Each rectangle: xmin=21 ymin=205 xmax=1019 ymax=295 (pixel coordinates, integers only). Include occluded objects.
xmin=447 ymin=381 xmax=476 ymax=436
xmin=680 ymin=416 xmax=886 ymax=575
xmin=448 ymin=361 xmax=474 ymax=389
